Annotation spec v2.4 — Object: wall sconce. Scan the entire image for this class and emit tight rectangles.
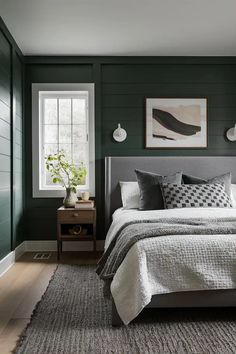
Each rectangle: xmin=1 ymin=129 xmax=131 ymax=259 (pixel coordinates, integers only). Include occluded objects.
xmin=113 ymin=123 xmax=127 ymax=142
xmin=226 ymin=124 xmax=236 ymax=141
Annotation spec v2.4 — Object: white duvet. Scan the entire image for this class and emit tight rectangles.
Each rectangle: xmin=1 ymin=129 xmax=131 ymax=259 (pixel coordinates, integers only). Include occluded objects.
xmin=105 ymin=208 xmax=236 ymax=325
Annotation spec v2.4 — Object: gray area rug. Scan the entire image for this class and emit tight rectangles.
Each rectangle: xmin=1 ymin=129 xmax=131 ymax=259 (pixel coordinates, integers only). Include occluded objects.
xmin=15 ymin=265 xmax=236 ymax=354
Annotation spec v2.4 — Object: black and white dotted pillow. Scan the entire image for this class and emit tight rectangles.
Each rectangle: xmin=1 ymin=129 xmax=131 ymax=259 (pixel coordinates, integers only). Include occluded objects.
xmin=161 ymin=183 xmax=232 ymax=209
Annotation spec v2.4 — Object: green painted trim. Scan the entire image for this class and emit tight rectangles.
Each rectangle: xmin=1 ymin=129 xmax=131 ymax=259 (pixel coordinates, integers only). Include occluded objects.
xmin=93 ymin=63 xmax=104 ymax=236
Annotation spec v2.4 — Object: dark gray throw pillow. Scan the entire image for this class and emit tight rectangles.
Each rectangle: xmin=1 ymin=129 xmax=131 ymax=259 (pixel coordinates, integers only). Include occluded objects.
xmin=182 ymin=172 xmax=232 ymax=196
xmin=135 ymin=169 xmax=183 ymax=210
xmin=161 ymin=183 xmax=232 ymax=209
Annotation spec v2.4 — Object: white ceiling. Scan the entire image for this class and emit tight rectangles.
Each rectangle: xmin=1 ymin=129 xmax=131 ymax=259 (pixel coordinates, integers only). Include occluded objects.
xmin=1 ymin=0 xmax=236 ymax=56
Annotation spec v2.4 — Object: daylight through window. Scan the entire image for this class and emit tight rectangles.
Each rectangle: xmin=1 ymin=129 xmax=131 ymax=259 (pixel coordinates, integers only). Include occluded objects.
xmin=32 ymin=84 xmax=95 ymax=198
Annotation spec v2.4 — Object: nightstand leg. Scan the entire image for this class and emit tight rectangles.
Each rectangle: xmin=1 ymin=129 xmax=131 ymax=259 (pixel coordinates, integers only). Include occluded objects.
xmin=57 ymin=241 xmax=60 ymax=260
xmin=93 ymin=238 xmax=96 ymax=252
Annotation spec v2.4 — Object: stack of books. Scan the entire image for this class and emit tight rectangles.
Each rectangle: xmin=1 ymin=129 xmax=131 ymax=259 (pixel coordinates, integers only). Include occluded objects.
xmin=75 ymin=200 xmax=94 ymax=209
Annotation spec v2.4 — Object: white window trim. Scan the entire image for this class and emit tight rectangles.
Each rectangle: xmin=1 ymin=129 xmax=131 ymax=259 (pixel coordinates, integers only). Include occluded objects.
xmin=32 ymin=83 xmax=95 ymax=198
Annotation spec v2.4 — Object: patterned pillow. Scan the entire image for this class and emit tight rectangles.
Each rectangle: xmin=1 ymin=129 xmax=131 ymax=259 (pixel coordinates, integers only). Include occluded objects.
xmin=161 ymin=183 xmax=232 ymax=209
xmin=182 ymin=172 xmax=231 ymax=196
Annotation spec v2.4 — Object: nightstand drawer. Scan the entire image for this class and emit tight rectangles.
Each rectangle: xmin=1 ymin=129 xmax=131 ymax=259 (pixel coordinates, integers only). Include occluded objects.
xmin=57 ymin=209 xmax=94 ymax=223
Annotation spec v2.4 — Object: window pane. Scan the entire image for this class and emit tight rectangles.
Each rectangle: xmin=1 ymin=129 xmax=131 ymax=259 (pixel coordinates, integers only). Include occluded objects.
xmin=59 ymin=125 xmax=71 ymax=143
xmin=45 ymin=171 xmax=55 ymax=186
xmin=73 ymin=142 xmax=88 ymax=165
xmin=59 ymin=99 xmax=71 ymax=124
xmin=44 ymin=143 xmax=58 ymax=156
xmin=73 ymin=98 xmax=86 ymax=124
xmin=73 ymin=124 xmax=87 ymax=142
xmin=44 ymin=125 xmax=58 ymax=143
xmin=37 ymin=86 xmax=93 ymax=195
xmin=59 ymin=143 xmax=72 ymax=161
xmin=44 ymin=99 xmax=57 ymax=124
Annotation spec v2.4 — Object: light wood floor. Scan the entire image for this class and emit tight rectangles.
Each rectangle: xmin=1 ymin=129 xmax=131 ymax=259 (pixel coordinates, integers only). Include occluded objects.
xmin=0 ymin=251 xmax=100 ymax=354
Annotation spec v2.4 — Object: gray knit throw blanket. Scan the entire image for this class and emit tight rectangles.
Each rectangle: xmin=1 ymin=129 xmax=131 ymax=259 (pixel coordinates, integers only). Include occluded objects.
xmin=96 ymin=217 xmax=236 ymax=295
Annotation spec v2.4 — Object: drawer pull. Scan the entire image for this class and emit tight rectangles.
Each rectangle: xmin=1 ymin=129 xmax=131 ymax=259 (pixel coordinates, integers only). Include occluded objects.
xmin=73 ymin=213 xmax=79 ymax=217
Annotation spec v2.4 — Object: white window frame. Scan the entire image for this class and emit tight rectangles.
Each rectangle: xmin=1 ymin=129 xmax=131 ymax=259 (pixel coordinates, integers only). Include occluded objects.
xmin=32 ymin=83 xmax=95 ymax=198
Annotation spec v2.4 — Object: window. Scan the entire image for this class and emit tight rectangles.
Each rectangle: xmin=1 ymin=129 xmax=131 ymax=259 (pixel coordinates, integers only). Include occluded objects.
xmin=32 ymin=84 xmax=95 ymax=197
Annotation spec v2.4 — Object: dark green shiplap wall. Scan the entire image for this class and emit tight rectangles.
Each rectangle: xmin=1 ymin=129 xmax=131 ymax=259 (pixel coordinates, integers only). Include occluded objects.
xmin=0 ymin=19 xmax=24 ymax=261
xmin=102 ymin=63 xmax=236 ymax=156
xmin=24 ymin=57 xmax=236 ymax=241
xmin=13 ymin=52 xmax=24 ymax=247
xmin=0 ymin=29 xmax=11 ymax=259
xmin=24 ymin=64 xmax=95 ymax=240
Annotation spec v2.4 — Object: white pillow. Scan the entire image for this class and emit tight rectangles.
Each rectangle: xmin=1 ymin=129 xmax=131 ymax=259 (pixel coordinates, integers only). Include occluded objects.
xmin=119 ymin=181 xmax=140 ymax=209
xmin=230 ymin=184 xmax=236 ymax=208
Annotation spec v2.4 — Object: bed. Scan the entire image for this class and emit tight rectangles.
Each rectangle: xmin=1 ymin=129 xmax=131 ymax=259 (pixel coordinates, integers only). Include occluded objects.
xmin=101 ymin=156 xmax=236 ymax=325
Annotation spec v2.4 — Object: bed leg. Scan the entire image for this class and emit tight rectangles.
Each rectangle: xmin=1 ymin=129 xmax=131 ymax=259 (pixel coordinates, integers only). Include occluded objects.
xmin=112 ymin=299 xmax=123 ymax=327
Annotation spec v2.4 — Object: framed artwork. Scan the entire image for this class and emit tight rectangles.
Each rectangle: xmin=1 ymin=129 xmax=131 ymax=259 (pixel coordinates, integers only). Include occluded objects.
xmin=145 ymin=98 xmax=207 ymax=149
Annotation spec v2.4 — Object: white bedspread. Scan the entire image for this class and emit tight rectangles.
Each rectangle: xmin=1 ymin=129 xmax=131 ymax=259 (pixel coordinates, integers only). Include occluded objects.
xmin=105 ymin=208 xmax=236 ymax=325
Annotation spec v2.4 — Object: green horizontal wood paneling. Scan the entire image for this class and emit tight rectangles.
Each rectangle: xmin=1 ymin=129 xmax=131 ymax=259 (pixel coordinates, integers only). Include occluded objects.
xmin=13 ymin=51 xmax=24 ymax=248
xmin=0 ymin=100 xmax=10 ymax=124
xmin=0 ymin=189 xmax=10 ymax=209
xmin=103 ymin=134 xmax=231 ymax=150
xmin=0 ymin=219 xmax=11 ymax=259
xmin=102 ymin=120 xmax=234 ymax=138
xmin=0 ymin=22 xmax=24 ymax=259
xmin=0 ymin=172 xmax=10 ymax=188
xmin=103 ymin=106 xmax=235 ymax=122
xmin=24 ymin=58 xmax=236 ymax=242
xmin=0 ymin=78 xmax=10 ymax=107
xmin=102 ymin=149 xmax=236 ymax=157
xmin=0 ymin=136 xmax=10 ymax=155
xmin=26 ymin=64 xmax=93 ymax=83
xmin=0 ymin=202 xmax=11 ymax=223
xmin=102 ymin=64 xmax=236 ymax=83
xmin=0 ymin=118 xmax=10 ymax=140
xmin=0 ymin=28 xmax=11 ymax=260
xmin=103 ymin=83 xmax=236 ymax=95
xmin=24 ymin=64 xmax=93 ymax=241
xmin=0 ymin=154 xmax=10 ymax=172
xmin=102 ymin=94 xmax=236 ymax=108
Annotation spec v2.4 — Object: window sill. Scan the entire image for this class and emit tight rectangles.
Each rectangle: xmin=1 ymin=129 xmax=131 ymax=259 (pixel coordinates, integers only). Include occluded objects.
xmin=33 ymin=188 xmax=95 ymax=198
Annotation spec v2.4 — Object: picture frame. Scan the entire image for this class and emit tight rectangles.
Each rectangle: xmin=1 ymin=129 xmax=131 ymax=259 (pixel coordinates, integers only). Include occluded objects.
xmin=145 ymin=98 xmax=207 ymax=149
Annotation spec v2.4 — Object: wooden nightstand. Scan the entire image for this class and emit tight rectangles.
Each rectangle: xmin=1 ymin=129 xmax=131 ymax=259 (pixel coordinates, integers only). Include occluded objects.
xmin=57 ymin=206 xmax=96 ymax=260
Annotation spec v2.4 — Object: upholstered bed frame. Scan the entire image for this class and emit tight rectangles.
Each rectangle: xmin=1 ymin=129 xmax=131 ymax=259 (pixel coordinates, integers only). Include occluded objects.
xmin=105 ymin=156 xmax=236 ymax=325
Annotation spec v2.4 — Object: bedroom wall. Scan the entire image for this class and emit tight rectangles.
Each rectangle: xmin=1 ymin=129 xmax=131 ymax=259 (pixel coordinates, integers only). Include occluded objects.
xmin=24 ymin=57 xmax=236 ymax=241
xmin=0 ymin=19 xmax=24 ymax=261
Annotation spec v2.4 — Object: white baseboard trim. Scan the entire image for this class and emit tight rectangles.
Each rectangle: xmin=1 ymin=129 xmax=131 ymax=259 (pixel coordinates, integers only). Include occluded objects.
xmin=15 ymin=242 xmax=26 ymax=260
xmin=0 ymin=242 xmax=25 ymax=277
xmin=0 ymin=239 xmax=104 ymax=276
xmin=25 ymin=240 xmax=105 ymax=252
xmin=0 ymin=251 xmax=15 ymax=277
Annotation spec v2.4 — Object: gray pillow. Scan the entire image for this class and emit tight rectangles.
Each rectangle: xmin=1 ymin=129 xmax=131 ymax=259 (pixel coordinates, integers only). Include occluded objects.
xmin=135 ymin=169 xmax=183 ymax=210
xmin=182 ymin=172 xmax=232 ymax=196
xmin=161 ymin=183 xmax=232 ymax=209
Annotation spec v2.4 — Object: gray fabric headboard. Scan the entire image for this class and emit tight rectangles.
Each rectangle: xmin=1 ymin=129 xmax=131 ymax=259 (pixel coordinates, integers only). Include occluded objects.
xmin=105 ymin=156 xmax=236 ymax=229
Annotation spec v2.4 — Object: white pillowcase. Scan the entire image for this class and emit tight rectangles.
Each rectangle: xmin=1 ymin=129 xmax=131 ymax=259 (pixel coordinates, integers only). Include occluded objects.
xmin=230 ymin=184 xmax=236 ymax=208
xmin=120 ymin=181 xmax=140 ymax=209
xmin=120 ymin=182 xmax=236 ymax=209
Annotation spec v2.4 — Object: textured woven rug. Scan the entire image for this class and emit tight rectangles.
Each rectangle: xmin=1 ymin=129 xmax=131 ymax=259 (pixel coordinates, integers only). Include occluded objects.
xmin=15 ymin=265 xmax=236 ymax=354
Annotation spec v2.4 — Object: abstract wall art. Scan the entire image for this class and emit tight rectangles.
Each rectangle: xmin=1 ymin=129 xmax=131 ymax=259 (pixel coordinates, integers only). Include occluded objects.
xmin=145 ymin=98 xmax=207 ymax=148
